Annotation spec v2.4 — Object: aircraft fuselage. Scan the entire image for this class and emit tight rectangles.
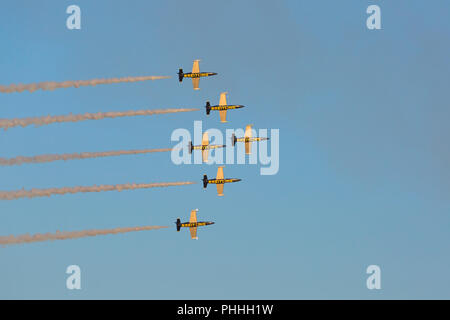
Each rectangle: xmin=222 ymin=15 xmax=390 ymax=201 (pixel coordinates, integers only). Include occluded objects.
xmin=237 ymin=137 xmax=269 ymax=143
xmin=210 ymin=105 xmax=244 ymax=111
xmin=183 ymin=72 xmax=217 ymax=79
xmin=207 ymin=178 xmax=241 ymax=185
xmin=180 ymin=221 xmax=214 ymax=228
xmin=192 ymin=145 xmax=225 ymax=151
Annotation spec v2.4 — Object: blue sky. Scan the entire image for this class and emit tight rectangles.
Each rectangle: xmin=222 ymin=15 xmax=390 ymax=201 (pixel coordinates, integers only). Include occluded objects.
xmin=0 ymin=0 xmax=449 ymax=299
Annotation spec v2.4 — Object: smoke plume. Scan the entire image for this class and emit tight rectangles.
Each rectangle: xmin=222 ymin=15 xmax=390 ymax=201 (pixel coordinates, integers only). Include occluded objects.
xmin=0 ymin=181 xmax=196 ymax=200
xmin=0 ymin=148 xmax=172 ymax=166
xmin=0 ymin=75 xmax=171 ymax=94
xmin=0 ymin=108 xmax=199 ymax=130
xmin=0 ymin=225 xmax=168 ymax=246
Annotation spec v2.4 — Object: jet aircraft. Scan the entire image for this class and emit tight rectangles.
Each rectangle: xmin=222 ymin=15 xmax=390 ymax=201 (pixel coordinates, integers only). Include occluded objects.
xmin=178 ymin=59 xmax=217 ymax=90
xmin=189 ymin=132 xmax=226 ymax=163
xmin=205 ymin=92 xmax=245 ymax=123
xmin=176 ymin=209 xmax=214 ymax=240
xmin=231 ymin=124 xmax=270 ymax=154
xmin=202 ymin=166 xmax=241 ymax=196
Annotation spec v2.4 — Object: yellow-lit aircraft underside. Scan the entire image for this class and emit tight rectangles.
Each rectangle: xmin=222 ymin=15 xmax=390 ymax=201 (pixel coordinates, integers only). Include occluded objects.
xmin=203 ymin=166 xmax=241 ymax=196
xmin=176 ymin=209 xmax=214 ymax=240
xmin=189 ymin=132 xmax=225 ymax=162
xmin=232 ymin=124 xmax=270 ymax=154
xmin=205 ymin=92 xmax=245 ymax=122
xmin=178 ymin=60 xmax=217 ymax=90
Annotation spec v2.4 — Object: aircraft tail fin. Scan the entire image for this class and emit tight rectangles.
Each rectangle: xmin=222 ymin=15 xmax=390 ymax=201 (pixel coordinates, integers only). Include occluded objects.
xmin=176 ymin=218 xmax=181 ymax=232
xmin=231 ymin=133 xmax=237 ymax=147
xmin=203 ymin=175 xmax=208 ymax=188
xmin=188 ymin=141 xmax=193 ymax=154
xmin=205 ymin=101 xmax=211 ymax=115
xmin=178 ymin=69 xmax=184 ymax=82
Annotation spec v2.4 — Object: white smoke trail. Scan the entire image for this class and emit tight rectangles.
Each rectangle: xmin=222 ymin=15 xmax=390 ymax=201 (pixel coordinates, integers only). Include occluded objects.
xmin=0 ymin=181 xmax=196 ymax=200
xmin=0 ymin=75 xmax=171 ymax=94
xmin=0 ymin=148 xmax=173 ymax=166
xmin=0 ymin=225 xmax=168 ymax=246
xmin=0 ymin=108 xmax=199 ymax=130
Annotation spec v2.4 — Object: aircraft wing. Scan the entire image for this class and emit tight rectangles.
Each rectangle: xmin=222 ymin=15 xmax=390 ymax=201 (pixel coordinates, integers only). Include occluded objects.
xmin=189 ymin=209 xmax=198 ymax=223
xmin=216 ymin=166 xmax=224 ymax=179
xmin=219 ymin=92 xmax=228 ymax=106
xmin=216 ymin=184 xmax=224 ymax=196
xmin=192 ymin=60 xmax=200 ymax=73
xmin=202 ymin=132 xmax=209 ymax=146
xmin=192 ymin=78 xmax=200 ymax=90
xmin=244 ymin=125 xmax=253 ymax=139
xmin=202 ymin=149 xmax=209 ymax=163
xmin=245 ymin=141 xmax=252 ymax=155
xmin=190 ymin=227 xmax=198 ymax=240
xmin=219 ymin=110 xmax=227 ymax=123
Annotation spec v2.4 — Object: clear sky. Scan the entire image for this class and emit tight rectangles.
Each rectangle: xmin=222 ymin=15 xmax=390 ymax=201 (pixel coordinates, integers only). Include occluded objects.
xmin=0 ymin=0 xmax=449 ymax=299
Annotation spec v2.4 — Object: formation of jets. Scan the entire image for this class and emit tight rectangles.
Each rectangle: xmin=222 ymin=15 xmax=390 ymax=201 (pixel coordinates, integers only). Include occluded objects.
xmin=176 ymin=60 xmax=268 ymax=239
